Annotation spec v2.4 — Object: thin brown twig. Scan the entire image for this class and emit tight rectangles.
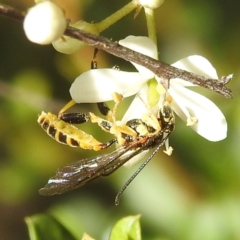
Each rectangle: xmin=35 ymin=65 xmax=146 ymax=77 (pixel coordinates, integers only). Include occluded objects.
xmin=0 ymin=3 xmax=233 ymax=98
xmin=0 ymin=4 xmax=25 ymax=21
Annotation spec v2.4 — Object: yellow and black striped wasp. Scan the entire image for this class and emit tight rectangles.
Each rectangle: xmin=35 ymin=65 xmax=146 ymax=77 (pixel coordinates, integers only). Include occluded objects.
xmin=38 ymin=50 xmax=175 ymax=204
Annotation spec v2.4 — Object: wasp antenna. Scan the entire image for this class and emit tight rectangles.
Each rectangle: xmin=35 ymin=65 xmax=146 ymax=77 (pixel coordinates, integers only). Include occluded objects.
xmin=115 ymin=151 xmax=158 ymax=205
xmin=115 ymin=134 xmax=171 ymax=205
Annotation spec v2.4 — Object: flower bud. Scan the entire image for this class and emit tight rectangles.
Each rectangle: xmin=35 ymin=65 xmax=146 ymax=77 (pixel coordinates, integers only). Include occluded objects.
xmin=139 ymin=0 xmax=164 ymax=9
xmin=24 ymin=1 xmax=67 ymax=45
xmin=52 ymin=21 xmax=99 ymax=54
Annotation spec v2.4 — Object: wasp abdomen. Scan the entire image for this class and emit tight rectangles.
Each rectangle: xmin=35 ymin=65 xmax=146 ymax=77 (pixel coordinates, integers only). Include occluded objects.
xmin=38 ymin=112 xmax=104 ymax=150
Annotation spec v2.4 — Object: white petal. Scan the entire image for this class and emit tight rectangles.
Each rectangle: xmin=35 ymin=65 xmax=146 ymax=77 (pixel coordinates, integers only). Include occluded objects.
xmin=119 ymin=36 xmax=157 ymax=79
xmin=121 ymin=84 xmax=149 ymax=123
xmin=70 ymin=69 xmax=147 ymax=103
xmin=168 ymin=85 xmax=227 ymax=141
xmin=123 ymin=150 xmax=149 ymax=168
xmin=119 ymin=36 xmax=158 ymax=59
xmin=171 ymin=55 xmax=218 ymax=87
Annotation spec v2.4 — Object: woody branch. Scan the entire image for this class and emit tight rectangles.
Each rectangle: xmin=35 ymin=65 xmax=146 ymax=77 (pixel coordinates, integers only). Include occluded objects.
xmin=0 ymin=3 xmax=233 ymax=98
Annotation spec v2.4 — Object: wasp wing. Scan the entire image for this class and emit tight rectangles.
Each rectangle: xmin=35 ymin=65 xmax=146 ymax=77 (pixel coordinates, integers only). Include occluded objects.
xmin=39 ymin=143 xmax=144 ymax=196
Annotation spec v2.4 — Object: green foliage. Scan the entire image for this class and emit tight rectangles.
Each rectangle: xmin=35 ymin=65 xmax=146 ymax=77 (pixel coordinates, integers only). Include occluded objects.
xmin=109 ymin=215 xmax=141 ymax=240
xmin=26 ymin=214 xmax=142 ymax=240
xmin=25 ymin=214 xmax=76 ymax=240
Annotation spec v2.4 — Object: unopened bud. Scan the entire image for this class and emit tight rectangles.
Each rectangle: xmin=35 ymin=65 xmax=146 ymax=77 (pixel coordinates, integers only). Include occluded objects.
xmin=24 ymin=1 xmax=67 ymax=45
xmin=139 ymin=0 xmax=164 ymax=9
xmin=52 ymin=21 xmax=99 ymax=54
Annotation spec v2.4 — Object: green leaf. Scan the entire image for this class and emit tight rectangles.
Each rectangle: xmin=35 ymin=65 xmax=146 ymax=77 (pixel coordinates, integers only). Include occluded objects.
xmin=109 ymin=215 xmax=141 ymax=240
xmin=25 ymin=213 xmax=77 ymax=240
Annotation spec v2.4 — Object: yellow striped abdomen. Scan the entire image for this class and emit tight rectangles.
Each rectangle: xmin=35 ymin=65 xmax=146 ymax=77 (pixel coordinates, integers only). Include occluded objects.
xmin=37 ymin=112 xmax=105 ymax=150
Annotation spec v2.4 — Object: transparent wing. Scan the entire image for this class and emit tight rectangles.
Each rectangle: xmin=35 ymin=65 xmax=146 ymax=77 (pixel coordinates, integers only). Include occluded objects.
xmin=39 ymin=143 xmax=144 ymax=196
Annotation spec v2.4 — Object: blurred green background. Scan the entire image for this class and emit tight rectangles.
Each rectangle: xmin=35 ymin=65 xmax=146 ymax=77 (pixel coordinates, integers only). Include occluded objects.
xmin=0 ymin=0 xmax=240 ymax=239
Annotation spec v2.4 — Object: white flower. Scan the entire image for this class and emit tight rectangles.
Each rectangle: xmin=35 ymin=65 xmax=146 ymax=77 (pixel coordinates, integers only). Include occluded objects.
xmin=24 ymin=1 xmax=67 ymax=45
xmin=70 ymin=36 xmax=227 ymax=141
xmin=139 ymin=0 xmax=164 ymax=9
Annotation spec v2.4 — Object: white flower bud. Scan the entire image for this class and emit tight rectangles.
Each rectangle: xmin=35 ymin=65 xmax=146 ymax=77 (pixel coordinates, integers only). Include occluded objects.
xmin=139 ymin=0 xmax=164 ymax=9
xmin=52 ymin=21 xmax=99 ymax=54
xmin=34 ymin=0 xmax=46 ymax=3
xmin=24 ymin=1 xmax=67 ymax=45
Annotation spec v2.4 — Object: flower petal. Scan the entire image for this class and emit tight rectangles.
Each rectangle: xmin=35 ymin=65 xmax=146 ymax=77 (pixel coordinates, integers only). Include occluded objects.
xmin=123 ymin=150 xmax=149 ymax=168
xmin=121 ymin=84 xmax=149 ymax=123
xmin=70 ymin=69 xmax=147 ymax=103
xmin=168 ymin=85 xmax=227 ymax=141
xmin=119 ymin=36 xmax=157 ymax=79
xmin=171 ymin=55 xmax=218 ymax=87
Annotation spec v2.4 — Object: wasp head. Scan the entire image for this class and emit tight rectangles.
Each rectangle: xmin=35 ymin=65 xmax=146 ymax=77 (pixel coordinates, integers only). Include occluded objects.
xmin=159 ymin=102 xmax=175 ymax=132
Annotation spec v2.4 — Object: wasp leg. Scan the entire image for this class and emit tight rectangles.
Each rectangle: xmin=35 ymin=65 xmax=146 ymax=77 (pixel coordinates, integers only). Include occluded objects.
xmin=92 ymin=49 xmax=116 ymax=121
xmin=59 ymin=92 xmax=123 ymax=134
xmin=88 ymin=112 xmax=113 ymax=132
xmin=59 ymin=99 xmax=76 ymax=114
xmin=88 ymin=93 xmax=122 ymax=133
xmin=97 ymin=92 xmax=123 ymax=122
xmin=97 ymin=102 xmax=111 ymax=116
xmin=111 ymin=92 xmax=123 ymax=122
xmin=59 ymin=112 xmax=90 ymax=124
xmin=58 ymin=110 xmax=113 ymax=134
xmin=91 ymin=49 xmax=112 ymax=118
xmin=91 ymin=48 xmax=98 ymax=69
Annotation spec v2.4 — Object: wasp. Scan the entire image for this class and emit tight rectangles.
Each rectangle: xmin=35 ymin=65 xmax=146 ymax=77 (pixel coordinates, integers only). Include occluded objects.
xmin=38 ymin=50 xmax=175 ymax=204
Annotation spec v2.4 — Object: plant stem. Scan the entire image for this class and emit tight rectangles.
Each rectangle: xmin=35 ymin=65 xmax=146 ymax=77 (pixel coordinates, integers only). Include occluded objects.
xmin=144 ymin=7 xmax=157 ymax=46
xmin=96 ymin=1 xmax=139 ymax=32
